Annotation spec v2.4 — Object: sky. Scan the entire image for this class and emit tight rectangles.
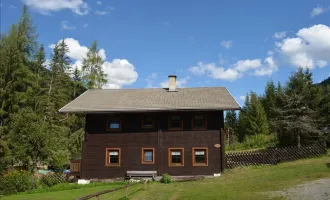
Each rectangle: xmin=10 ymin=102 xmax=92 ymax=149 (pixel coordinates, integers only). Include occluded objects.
xmin=1 ymin=0 xmax=330 ymax=106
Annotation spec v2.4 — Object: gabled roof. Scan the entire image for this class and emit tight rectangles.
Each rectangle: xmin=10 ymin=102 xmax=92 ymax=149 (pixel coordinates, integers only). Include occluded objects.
xmin=59 ymin=87 xmax=240 ymax=113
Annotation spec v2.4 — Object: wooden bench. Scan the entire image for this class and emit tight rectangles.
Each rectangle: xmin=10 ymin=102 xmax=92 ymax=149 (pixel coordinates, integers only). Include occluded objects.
xmin=126 ymin=171 xmax=157 ymax=179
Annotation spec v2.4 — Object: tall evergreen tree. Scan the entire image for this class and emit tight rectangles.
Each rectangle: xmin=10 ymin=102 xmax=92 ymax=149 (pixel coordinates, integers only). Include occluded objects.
xmin=82 ymin=40 xmax=107 ymax=89
xmin=272 ymin=68 xmax=323 ymax=146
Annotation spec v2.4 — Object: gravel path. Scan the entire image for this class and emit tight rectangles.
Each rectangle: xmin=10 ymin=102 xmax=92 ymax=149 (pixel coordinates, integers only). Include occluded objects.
xmin=267 ymin=178 xmax=330 ymax=200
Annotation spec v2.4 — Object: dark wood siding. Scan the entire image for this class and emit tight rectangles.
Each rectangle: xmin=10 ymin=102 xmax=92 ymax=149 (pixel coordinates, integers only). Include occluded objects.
xmin=82 ymin=111 xmax=224 ymax=179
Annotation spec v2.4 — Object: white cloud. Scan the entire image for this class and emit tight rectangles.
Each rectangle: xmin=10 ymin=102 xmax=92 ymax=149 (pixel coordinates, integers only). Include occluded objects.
xmin=23 ymin=0 xmax=89 ymax=15
xmin=276 ymin=24 xmax=330 ymax=69
xmin=160 ymin=76 xmax=190 ymax=88
xmin=189 ymin=62 xmax=241 ymax=81
xmin=189 ymin=57 xmax=276 ymax=81
xmin=60 ymin=21 xmax=76 ymax=30
xmin=102 ymin=59 xmax=138 ymax=89
xmin=95 ymin=10 xmax=109 ymax=15
xmin=232 ymin=59 xmax=262 ymax=72
xmin=9 ymin=4 xmax=17 ymax=9
xmin=83 ymin=23 xmax=88 ymax=28
xmin=273 ymin=31 xmax=287 ymax=39
xmin=49 ymin=38 xmax=138 ymax=89
xmin=239 ymin=96 xmax=246 ymax=101
xmin=310 ymin=5 xmax=328 ymax=18
xmin=96 ymin=1 xmax=102 ymax=5
xmin=254 ymin=56 xmax=278 ymax=76
xmin=220 ymin=40 xmax=232 ymax=49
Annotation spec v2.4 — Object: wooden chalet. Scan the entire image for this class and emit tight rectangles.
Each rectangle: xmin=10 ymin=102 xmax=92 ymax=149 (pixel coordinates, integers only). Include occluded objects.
xmin=60 ymin=75 xmax=240 ymax=179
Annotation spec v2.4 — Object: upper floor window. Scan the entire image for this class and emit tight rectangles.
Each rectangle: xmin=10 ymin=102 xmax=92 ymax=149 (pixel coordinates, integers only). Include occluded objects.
xmin=107 ymin=118 xmax=121 ymax=131
xmin=168 ymin=115 xmax=183 ymax=130
xmin=105 ymin=148 xmax=121 ymax=166
xmin=142 ymin=116 xmax=154 ymax=128
xmin=192 ymin=115 xmax=207 ymax=130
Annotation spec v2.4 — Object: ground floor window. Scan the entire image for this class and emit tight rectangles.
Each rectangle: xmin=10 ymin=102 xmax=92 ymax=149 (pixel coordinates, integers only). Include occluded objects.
xmin=168 ymin=148 xmax=184 ymax=166
xmin=142 ymin=148 xmax=155 ymax=164
xmin=105 ymin=148 xmax=121 ymax=166
xmin=192 ymin=147 xmax=208 ymax=166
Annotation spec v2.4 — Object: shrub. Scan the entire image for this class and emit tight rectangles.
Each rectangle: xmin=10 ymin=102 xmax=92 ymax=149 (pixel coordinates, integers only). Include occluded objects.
xmin=40 ymin=173 xmax=68 ymax=187
xmin=160 ymin=173 xmax=172 ymax=184
xmin=242 ymin=134 xmax=277 ymax=149
xmin=0 ymin=170 xmax=38 ymax=195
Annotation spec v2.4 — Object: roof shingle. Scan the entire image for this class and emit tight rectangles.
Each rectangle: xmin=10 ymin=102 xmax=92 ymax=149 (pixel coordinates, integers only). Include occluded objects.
xmin=59 ymin=87 xmax=240 ymax=113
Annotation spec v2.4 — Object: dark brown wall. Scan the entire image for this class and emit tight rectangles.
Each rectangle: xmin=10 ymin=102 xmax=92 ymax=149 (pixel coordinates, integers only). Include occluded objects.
xmin=82 ymin=111 xmax=224 ymax=179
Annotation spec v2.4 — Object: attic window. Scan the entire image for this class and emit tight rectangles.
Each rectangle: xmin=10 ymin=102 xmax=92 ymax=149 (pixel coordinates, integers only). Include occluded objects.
xmin=192 ymin=115 xmax=207 ymax=130
xmin=142 ymin=116 xmax=154 ymax=128
xmin=168 ymin=116 xmax=183 ymax=130
xmin=107 ymin=118 xmax=121 ymax=131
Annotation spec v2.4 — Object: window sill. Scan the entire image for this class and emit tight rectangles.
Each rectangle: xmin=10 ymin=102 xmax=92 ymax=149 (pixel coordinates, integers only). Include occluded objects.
xmin=169 ymin=164 xmax=184 ymax=167
xmin=105 ymin=164 xmax=120 ymax=167
xmin=193 ymin=163 xmax=208 ymax=167
xmin=142 ymin=161 xmax=155 ymax=164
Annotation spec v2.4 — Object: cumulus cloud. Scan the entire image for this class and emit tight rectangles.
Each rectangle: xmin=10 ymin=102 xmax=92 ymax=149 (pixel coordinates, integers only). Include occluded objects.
xmin=220 ymin=40 xmax=232 ymax=49
xmin=160 ymin=76 xmax=190 ymax=88
xmin=273 ymin=31 xmax=287 ymax=39
xmin=49 ymin=38 xmax=138 ymax=88
xmin=276 ymin=24 xmax=330 ymax=69
xmin=310 ymin=5 xmax=328 ymax=18
xmin=23 ymin=0 xmax=89 ymax=15
xmin=96 ymin=1 xmax=102 ymax=5
xmin=60 ymin=21 xmax=76 ymax=30
xmin=239 ymin=96 xmax=246 ymax=101
xmin=102 ymin=59 xmax=138 ymax=89
xmin=189 ymin=58 xmax=274 ymax=81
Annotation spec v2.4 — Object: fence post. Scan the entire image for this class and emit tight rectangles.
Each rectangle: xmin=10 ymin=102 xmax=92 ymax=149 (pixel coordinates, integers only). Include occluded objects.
xmin=144 ymin=180 xmax=147 ymax=190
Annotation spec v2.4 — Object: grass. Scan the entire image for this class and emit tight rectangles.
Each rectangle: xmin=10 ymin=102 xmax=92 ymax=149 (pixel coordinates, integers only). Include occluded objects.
xmin=2 ymin=154 xmax=330 ymax=200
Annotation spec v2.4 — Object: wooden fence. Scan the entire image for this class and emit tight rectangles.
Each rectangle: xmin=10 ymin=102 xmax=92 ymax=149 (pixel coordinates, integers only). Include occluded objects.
xmin=225 ymin=142 xmax=327 ymax=169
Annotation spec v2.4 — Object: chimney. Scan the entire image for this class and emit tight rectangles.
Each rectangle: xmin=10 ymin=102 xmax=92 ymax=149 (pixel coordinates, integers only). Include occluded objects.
xmin=168 ymin=75 xmax=177 ymax=92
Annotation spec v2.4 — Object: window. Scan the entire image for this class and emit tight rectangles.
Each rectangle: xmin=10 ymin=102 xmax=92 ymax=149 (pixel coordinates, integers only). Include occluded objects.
xmin=107 ymin=118 xmax=121 ymax=131
xmin=141 ymin=148 xmax=155 ymax=164
xmin=142 ymin=116 xmax=154 ymax=128
xmin=105 ymin=148 xmax=121 ymax=166
xmin=192 ymin=147 xmax=208 ymax=166
xmin=168 ymin=148 xmax=184 ymax=166
xmin=192 ymin=115 xmax=207 ymax=130
xmin=168 ymin=116 xmax=183 ymax=130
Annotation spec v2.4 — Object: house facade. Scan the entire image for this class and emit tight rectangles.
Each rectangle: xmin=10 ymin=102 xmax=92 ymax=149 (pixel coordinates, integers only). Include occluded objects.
xmin=60 ymin=76 xmax=240 ymax=179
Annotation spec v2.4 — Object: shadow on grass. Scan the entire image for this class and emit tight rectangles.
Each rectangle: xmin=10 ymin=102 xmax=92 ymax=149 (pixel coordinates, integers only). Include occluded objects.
xmin=118 ymin=188 xmax=144 ymax=200
xmin=326 ymin=163 xmax=330 ymax=168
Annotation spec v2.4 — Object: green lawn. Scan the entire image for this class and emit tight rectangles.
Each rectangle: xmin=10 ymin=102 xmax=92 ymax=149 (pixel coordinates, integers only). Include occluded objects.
xmin=2 ymin=154 xmax=330 ymax=200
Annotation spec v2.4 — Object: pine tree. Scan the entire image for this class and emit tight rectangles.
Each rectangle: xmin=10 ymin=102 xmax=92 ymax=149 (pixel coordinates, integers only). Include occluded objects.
xmin=272 ymin=68 xmax=323 ymax=146
xmin=82 ymin=40 xmax=107 ymax=89
xmin=72 ymin=67 xmax=85 ymax=98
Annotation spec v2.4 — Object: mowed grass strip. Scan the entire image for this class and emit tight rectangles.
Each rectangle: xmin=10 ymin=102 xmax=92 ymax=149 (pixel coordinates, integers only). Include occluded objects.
xmin=2 ymin=154 xmax=330 ymax=200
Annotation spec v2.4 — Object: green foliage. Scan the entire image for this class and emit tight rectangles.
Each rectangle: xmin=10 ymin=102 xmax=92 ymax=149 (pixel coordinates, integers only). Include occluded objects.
xmin=271 ymin=68 xmax=323 ymax=146
xmin=160 ymin=173 xmax=172 ymax=184
xmin=48 ymin=150 xmax=70 ymax=171
xmin=8 ymin=108 xmax=50 ymax=171
xmin=0 ymin=170 xmax=38 ymax=195
xmin=82 ymin=40 xmax=107 ymax=89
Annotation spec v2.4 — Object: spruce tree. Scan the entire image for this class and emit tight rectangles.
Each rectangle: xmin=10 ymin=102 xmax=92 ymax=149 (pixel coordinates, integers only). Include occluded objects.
xmin=225 ymin=110 xmax=238 ymax=146
xmin=272 ymin=68 xmax=323 ymax=146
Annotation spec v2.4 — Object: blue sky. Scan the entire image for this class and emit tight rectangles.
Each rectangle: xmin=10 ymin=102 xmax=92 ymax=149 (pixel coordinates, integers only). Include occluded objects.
xmin=1 ymin=0 xmax=330 ymax=106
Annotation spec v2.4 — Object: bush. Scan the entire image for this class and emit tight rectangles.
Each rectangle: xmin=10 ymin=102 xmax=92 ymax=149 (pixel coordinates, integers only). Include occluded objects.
xmin=242 ymin=134 xmax=277 ymax=149
xmin=0 ymin=170 xmax=38 ymax=195
xmin=40 ymin=173 xmax=68 ymax=187
xmin=160 ymin=173 xmax=172 ymax=184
